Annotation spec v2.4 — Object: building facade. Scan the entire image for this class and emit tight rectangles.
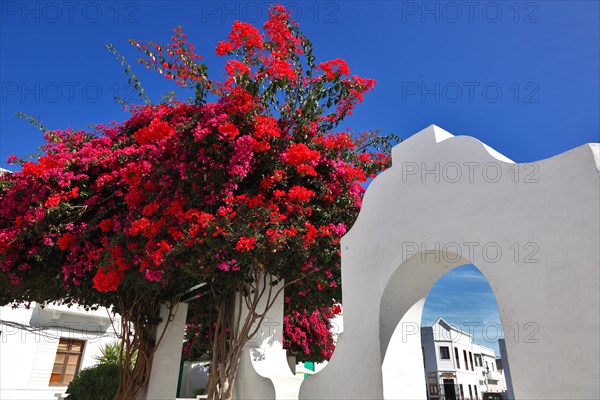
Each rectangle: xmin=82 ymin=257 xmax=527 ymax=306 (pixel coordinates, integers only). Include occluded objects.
xmin=422 ymin=318 xmax=508 ymax=400
xmin=0 ymin=302 xmax=120 ymax=400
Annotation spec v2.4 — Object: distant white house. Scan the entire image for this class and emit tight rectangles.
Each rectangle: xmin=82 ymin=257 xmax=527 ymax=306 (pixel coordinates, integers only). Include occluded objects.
xmin=421 ymin=318 xmax=508 ymax=400
xmin=0 ymin=302 xmax=120 ymax=400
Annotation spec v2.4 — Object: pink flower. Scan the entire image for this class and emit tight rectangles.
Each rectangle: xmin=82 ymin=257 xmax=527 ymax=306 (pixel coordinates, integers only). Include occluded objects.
xmin=228 ymin=136 xmax=254 ymax=178
xmin=216 ymin=259 xmax=238 ymax=272
xmin=145 ymin=269 xmax=165 ymax=282
xmin=329 ymin=223 xmax=347 ymax=237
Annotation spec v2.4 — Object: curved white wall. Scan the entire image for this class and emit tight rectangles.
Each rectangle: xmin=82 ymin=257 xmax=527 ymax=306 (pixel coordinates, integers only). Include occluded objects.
xmin=300 ymin=125 xmax=600 ymax=399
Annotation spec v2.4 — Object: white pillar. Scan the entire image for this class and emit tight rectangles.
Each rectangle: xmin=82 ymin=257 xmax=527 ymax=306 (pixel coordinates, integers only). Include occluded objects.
xmin=382 ymin=299 xmax=427 ymax=400
xmin=143 ymin=302 xmax=188 ymax=400
xmin=233 ymin=278 xmax=303 ymax=400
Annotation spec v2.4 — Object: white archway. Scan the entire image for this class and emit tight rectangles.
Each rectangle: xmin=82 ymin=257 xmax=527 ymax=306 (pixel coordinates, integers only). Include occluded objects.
xmin=381 ymin=260 xmax=507 ymax=400
xmin=300 ymin=125 xmax=600 ymax=399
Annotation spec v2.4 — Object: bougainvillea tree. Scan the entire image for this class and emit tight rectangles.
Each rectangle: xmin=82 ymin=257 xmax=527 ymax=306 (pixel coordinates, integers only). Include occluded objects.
xmin=0 ymin=5 xmax=397 ymax=400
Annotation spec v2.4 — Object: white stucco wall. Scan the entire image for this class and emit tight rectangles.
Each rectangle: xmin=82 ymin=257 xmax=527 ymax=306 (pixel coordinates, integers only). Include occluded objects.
xmin=300 ymin=125 xmax=600 ymax=399
xmin=179 ymin=361 xmax=210 ymax=398
xmin=499 ymin=339 xmax=515 ymax=399
xmin=0 ymin=303 xmax=119 ymax=400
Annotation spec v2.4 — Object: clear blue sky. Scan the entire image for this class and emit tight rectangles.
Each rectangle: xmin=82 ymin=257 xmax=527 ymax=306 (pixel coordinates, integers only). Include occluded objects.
xmin=1 ymin=1 xmax=598 ymax=356
xmin=421 ymin=264 xmax=504 ymax=354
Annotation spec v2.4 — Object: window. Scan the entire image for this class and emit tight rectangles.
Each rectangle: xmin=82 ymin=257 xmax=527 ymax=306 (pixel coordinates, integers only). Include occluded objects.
xmin=463 ymin=350 xmax=468 ymax=371
xmin=475 ymin=354 xmax=482 ymax=367
xmin=459 ymin=384 xmax=464 ymax=400
xmin=468 ymin=384 xmax=473 ymax=400
xmin=429 ymin=384 xmax=439 ymax=395
xmin=49 ymin=338 xmax=84 ymax=386
xmin=469 ymin=352 xmax=474 ymax=371
xmin=474 ymin=385 xmax=479 ymax=400
xmin=440 ymin=346 xmax=450 ymax=359
xmin=454 ymin=347 xmax=461 ymax=368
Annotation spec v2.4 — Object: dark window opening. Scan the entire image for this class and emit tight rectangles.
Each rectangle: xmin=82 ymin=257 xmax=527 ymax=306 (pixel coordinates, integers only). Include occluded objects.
xmin=454 ymin=347 xmax=461 ymax=368
xmin=440 ymin=346 xmax=450 ymax=359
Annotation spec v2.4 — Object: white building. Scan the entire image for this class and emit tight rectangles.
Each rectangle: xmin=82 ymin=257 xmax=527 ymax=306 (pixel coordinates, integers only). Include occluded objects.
xmin=0 ymin=302 xmax=120 ymax=400
xmin=421 ymin=318 xmax=508 ymax=400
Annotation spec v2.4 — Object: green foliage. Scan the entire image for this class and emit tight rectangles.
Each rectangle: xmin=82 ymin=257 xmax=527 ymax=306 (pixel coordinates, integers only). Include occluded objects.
xmin=65 ymin=363 xmax=120 ymax=400
xmin=105 ymin=44 xmax=149 ymax=105
xmin=94 ymin=341 xmax=137 ymax=368
xmin=15 ymin=111 xmax=49 ymax=134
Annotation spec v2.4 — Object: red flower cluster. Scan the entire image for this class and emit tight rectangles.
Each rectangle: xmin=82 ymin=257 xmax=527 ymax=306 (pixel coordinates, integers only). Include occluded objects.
xmin=282 ymin=143 xmax=321 ymax=176
xmin=287 ymin=186 xmax=315 ymax=203
xmin=218 ymin=122 xmax=239 ymax=141
xmin=215 ymin=41 xmax=233 ymax=56
xmin=133 ymin=118 xmax=176 ymax=145
xmin=225 ymin=59 xmax=251 ymax=78
xmin=253 ymin=116 xmax=280 ymax=140
xmin=331 ymin=303 xmax=342 ymax=315
xmin=57 ymin=233 xmax=77 ymax=251
xmin=319 ymin=59 xmax=350 ymax=80
xmin=93 ymin=269 xmax=124 ymax=293
xmin=235 ymin=237 xmax=256 ymax=252
xmin=228 ymin=21 xmax=264 ymax=51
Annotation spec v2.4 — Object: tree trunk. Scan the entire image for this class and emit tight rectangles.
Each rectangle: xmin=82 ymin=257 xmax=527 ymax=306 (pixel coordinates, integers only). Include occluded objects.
xmin=205 ymin=272 xmax=286 ymax=400
xmin=111 ymin=295 xmax=177 ymax=400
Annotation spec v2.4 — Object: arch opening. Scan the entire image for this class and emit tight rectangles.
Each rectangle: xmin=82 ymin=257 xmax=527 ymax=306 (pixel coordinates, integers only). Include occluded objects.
xmin=380 ymin=254 xmax=513 ymax=400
